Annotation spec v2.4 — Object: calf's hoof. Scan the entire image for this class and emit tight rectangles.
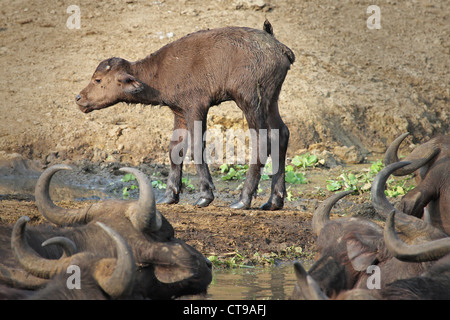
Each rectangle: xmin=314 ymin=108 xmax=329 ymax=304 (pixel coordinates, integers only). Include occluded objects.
xmin=157 ymin=194 xmax=179 ymax=205
xmin=194 ymin=197 xmax=213 ymax=208
xmin=229 ymin=200 xmax=250 ymax=210
xmin=260 ymin=198 xmax=284 ymax=211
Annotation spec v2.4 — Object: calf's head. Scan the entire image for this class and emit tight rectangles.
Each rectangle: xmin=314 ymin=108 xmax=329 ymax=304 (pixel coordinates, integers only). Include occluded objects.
xmin=76 ymin=57 xmax=145 ymax=113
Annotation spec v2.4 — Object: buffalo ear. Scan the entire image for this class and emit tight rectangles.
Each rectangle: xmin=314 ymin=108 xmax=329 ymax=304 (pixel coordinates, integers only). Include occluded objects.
xmin=399 ymin=190 xmax=424 ymax=218
xmin=116 ymin=73 xmax=144 ymax=94
xmin=345 ymin=232 xmax=380 ymax=272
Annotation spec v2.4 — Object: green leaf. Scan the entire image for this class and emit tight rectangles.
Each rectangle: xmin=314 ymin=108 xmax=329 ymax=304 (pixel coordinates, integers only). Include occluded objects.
xmin=285 ymin=165 xmax=295 ymax=172
xmin=220 ymin=163 xmax=229 ymax=173
xmin=370 ymin=160 xmax=384 ymax=174
xmin=151 ymin=180 xmax=166 ymax=189
xmin=285 ymin=171 xmax=307 ymax=184
xmin=221 ymin=164 xmax=248 ymax=181
xmin=292 ymin=152 xmax=318 ymax=169
xmin=182 ymin=176 xmax=195 ymax=191
xmin=286 ymin=189 xmax=293 ymax=201
xmin=122 ymin=187 xmax=130 ymax=199
xmin=121 ymin=173 xmax=136 ymax=182
xmin=326 ymin=180 xmax=342 ymax=191
xmin=222 ymin=167 xmax=236 ymax=180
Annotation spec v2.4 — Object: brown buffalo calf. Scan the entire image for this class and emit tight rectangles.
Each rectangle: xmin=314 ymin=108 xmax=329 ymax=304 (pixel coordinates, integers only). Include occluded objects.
xmin=76 ymin=21 xmax=295 ymax=210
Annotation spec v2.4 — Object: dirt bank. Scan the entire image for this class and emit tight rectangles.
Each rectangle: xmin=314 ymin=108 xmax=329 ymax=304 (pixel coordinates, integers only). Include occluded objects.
xmin=0 ymin=0 xmax=448 ymax=164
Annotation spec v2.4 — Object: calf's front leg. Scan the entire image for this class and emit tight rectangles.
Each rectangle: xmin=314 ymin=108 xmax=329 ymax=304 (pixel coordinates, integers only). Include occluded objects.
xmin=188 ymin=114 xmax=215 ymax=207
xmin=157 ymin=115 xmax=188 ymax=204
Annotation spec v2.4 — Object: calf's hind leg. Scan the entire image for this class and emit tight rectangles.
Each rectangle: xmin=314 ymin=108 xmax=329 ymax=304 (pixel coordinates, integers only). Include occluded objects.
xmin=230 ymin=100 xmax=268 ymax=210
xmin=260 ymin=101 xmax=289 ymax=211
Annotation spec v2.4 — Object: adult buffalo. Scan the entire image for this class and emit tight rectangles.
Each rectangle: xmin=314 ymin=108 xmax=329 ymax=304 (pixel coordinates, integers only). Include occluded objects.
xmin=0 ymin=165 xmax=212 ymax=299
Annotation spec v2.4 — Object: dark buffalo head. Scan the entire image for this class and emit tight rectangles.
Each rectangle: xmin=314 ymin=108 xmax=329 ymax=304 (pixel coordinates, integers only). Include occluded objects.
xmin=381 ymin=211 xmax=450 ymax=300
xmin=11 ymin=216 xmax=135 ymax=300
xmin=296 ymin=210 xmax=450 ymax=300
xmin=384 ymin=133 xmax=450 ymax=234
xmin=291 ymin=190 xmax=384 ymax=299
xmin=384 ymin=210 xmax=450 ymax=264
xmin=383 ymin=132 xmax=449 ymax=179
xmin=21 ymin=164 xmax=212 ymax=299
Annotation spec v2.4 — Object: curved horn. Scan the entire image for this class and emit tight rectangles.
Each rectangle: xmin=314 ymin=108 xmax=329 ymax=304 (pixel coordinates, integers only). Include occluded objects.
xmin=12 ymin=217 xmax=135 ymax=298
xmin=383 ymin=133 xmax=439 ymax=176
xmin=383 ymin=133 xmax=410 ymax=165
xmin=35 ymin=165 xmax=90 ymax=226
xmin=312 ymin=190 xmax=353 ymax=236
xmin=0 ymin=263 xmax=49 ymax=290
xmin=371 ymin=162 xmax=446 ymax=241
xmin=293 ymin=261 xmax=310 ymax=292
xmin=42 ymin=237 xmax=77 ymax=257
xmin=371 ymin=161 xmax=411 ymax=218
xmin=306 ymin=275 xmax=329 ymax=300
xmin=11 ymin=216 xmax=92 ymax=279
xmin=93 ymin=222 xmax=136 ymax=298
xmin=384 ymin=211 xmax=450 ymax=262
xmin=293 ymin=261 xmax=329 ymax=300
xmin=119 ymin=167 xmax=162 ymax=232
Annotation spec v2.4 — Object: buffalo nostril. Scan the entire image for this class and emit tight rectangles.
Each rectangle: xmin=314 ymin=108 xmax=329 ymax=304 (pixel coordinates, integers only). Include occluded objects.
xmin=75 ymin=94 xmax=81 ymax=101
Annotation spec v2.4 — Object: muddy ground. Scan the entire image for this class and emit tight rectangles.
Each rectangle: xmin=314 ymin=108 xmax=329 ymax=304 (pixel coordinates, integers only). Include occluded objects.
xmin=0 ymin=1 xmax=448 ymax=265
xmin=0 ymin=156 xmax=388 ymax=265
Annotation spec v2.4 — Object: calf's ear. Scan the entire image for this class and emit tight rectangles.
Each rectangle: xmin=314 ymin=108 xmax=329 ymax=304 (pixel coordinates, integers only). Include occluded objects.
xmin=116 ymin=73 xmax=144 ymax=94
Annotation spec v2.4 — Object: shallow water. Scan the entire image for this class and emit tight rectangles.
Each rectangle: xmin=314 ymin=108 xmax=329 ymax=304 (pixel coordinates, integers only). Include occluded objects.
xmin=206 ymin=263 xmax=312 ymax=300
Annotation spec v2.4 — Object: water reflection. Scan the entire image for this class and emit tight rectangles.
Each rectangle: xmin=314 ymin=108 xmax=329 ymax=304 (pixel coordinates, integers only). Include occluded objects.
xmin=207 ymin=262 xmax=312 ymax=300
